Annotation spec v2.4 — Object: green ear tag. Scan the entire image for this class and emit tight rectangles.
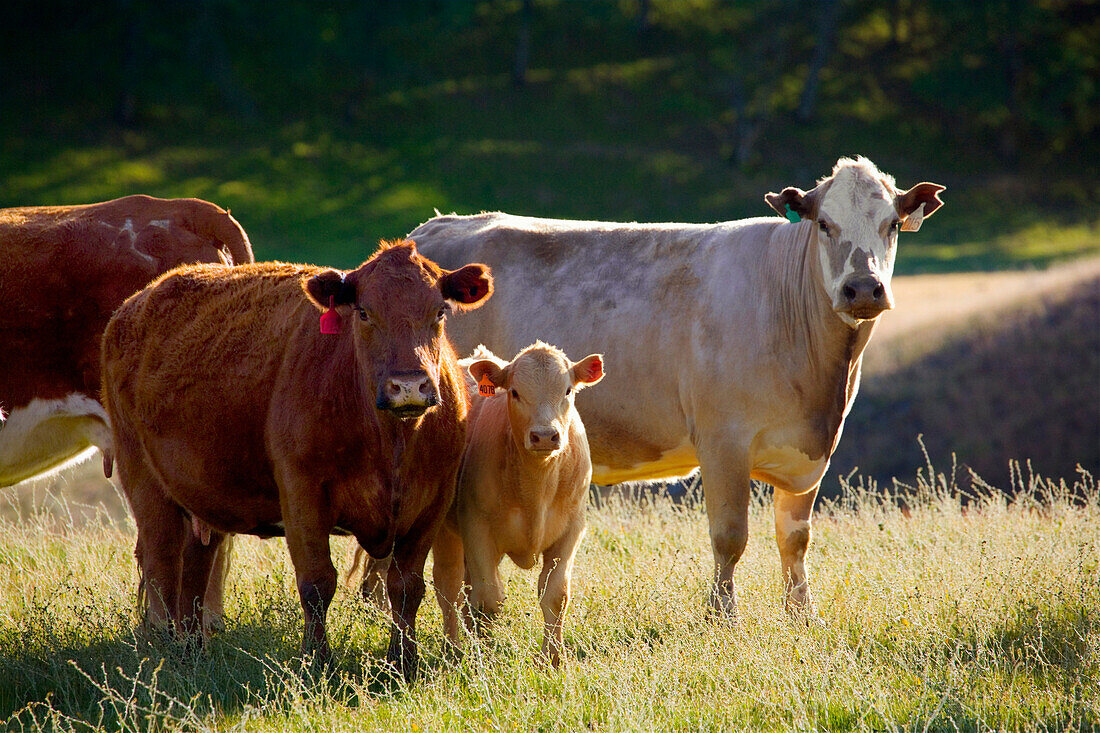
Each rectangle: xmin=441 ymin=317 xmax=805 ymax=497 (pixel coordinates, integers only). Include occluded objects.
xmin=785 ymin=204 xmax=801 ymax=224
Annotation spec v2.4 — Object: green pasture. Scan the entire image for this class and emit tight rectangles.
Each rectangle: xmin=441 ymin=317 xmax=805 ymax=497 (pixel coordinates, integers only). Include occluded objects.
xmin=1 ymin=463 xmax=1097 ymax=731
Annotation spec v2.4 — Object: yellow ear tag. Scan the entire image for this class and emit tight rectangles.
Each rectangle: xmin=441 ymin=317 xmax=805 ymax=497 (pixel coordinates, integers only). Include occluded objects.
xmin=901 ymin=203 xmax=925 ymax=232
xmin=477 ymin=374 xmax=496 ymax=397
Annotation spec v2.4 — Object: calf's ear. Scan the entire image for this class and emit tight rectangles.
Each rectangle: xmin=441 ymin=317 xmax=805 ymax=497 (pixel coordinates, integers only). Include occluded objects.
xmin=765 ymin=186 xmax=816 ymax=220
xmin=303 ymin=269 xmax=356 ymax=311
xmin=571 ymin=354 xmax=605 ymax=388
xmin=439 ymin=264 xmax=493 ymax=310
xmin=896 ymin=182 xmax=946 ymax=220
xmin=468 ymin=358 xmax=509 ymax=388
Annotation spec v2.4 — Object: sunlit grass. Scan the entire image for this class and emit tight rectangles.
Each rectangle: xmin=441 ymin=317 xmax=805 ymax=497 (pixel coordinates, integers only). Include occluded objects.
xmin=1 ymin=461 xmax=1096 ymax=731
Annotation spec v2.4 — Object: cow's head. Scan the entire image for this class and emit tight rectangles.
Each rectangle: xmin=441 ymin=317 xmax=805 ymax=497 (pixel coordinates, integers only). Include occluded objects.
xmin=469 ymin=343 xmax=604 ymax=456
xmin=766 ymin=157 xmax=945 ymax=326
xmin=304 ymin=240 xmax=493 ymax=419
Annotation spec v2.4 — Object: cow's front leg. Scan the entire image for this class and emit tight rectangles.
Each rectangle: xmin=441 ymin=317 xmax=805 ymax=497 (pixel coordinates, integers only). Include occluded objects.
xmin=385 ymin=530 xmax=433 ymax=683
xmin=774 ymin=486 xmax=818 ymax=615
xmin=696 ymin=439 xmax=752 ymax=619
xmin=538 ymin=517 xmax=586 ymax=667
xmin=281 ymin=503 xmax=337 ymax=661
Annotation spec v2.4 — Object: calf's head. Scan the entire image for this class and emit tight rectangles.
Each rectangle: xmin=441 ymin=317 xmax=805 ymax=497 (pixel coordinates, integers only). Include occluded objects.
xmin=766 ymin=156 xmax=945 ymax=325
xmin=304 ymin=240 xmax=492 ymax=419
xmin=469 ymin=343 xmax=604 ymax=456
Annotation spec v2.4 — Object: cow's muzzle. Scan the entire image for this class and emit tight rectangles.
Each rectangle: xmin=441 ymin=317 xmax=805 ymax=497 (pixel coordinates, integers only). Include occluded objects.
xmin=525 ymin=426 xmax=563 ymax=454
xmin=377 ymin=370 xmax=439 ymax=419
xmin=838 ymin=275 xmax=892 ymax=320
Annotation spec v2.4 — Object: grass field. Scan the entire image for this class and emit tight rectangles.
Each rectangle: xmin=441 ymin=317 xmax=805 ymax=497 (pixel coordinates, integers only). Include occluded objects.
xmin=1 ymin=460 xmax=1097 ymax=731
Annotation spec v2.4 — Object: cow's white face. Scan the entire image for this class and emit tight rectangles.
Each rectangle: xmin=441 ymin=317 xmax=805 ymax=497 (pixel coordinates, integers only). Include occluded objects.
xmin=815 ymin=166 xmax=901 ymax=326
xmin=766 ymin=157 xmax=945 ymax=328
xmin=470 ymin=344 xmax=604 ymax=456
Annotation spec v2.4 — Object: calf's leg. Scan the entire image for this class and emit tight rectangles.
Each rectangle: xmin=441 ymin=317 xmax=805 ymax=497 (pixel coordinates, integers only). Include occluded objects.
xmin=538 ymin=518 xmax=585 ymax=667
xmin=431 ymin=521 xmax=466 ymax=645
xmin=774 ymin=486 xmax=818 ymax=614
xmin=462 ymin=523 xmax=505 ymax=635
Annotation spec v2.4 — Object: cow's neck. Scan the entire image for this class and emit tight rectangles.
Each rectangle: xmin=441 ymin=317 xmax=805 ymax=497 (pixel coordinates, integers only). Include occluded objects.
xmin=769 ymin=223 xmax=878 ymax=421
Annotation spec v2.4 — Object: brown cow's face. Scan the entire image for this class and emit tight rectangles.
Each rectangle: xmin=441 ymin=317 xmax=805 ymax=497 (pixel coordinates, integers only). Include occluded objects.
xmin=305 ymin=240 xmax=492 ymax=419
xmin=470 ymin=344 xmax=604 ymax=455
xmin=766 ymin=157 xmax=944 ymax=327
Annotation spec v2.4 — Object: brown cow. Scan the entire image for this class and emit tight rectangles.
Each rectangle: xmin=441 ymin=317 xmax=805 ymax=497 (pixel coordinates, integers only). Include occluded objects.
xmin=0 ymin=195 xmax=253 ymax=487
xmin=408 ymin=157 xmax=945 ymax=621
xmin=433 ymin=343 xmax=604 ymax=666
xmin=101 ymin=241 xmax=492 ymax=681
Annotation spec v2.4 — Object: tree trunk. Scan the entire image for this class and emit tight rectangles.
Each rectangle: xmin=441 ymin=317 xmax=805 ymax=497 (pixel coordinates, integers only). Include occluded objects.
xmin=797 ymin=0 xmax=840 ymax=122
xmin=512 ymin=0 xmax=533 ymax=87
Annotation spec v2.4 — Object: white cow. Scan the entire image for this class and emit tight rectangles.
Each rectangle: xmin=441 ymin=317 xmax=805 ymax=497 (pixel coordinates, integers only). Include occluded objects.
xmin=408 ymin=157 xmax=944 ymax=617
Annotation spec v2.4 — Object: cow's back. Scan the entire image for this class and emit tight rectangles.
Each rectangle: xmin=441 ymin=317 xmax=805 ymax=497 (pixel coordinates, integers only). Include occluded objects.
xmin=410 ymin=213 xmax=788 ymax=483
xmin=103 ymin=263 xmax=317 ymax=512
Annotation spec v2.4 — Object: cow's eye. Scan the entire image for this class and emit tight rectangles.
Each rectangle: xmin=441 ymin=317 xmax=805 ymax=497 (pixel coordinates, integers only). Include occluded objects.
xmin=510 ymin=388 xmax=519 ymax=400
xmin=818 ymin=221 xmax=830 ymax=234
xmin=356 ymin=307 xmax=370 ymax=322
xmin=565 ymin=386 xmax=572 ymax=396
xmin=435 ymin=307 xmax=447 ymax=322
xmin=891 ymin=220 xmax=901 ymax=231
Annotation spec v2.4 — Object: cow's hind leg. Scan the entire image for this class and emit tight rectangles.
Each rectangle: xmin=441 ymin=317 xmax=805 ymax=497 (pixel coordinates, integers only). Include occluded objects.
xmin=178 ymin=526 xmax=230 ymax=640
xmin=203 ymin=537 xmax=232 ymax=635
xmin=774 ymin=487 xmax=818 ymax=616
xmin=696 ymin=438 xmax=752 ymax=620
xmin=117 ymin=455 xmax=188 ymax=634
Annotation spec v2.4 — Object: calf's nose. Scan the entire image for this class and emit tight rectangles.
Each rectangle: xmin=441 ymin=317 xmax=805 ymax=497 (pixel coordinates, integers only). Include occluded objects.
xmin=528 ymin=427 xmax=561 ymax=452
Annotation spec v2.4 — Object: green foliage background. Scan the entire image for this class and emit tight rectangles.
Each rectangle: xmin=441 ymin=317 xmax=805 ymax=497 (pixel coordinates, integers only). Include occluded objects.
xmin=2 ymin=0 xmax=1098 ymax=269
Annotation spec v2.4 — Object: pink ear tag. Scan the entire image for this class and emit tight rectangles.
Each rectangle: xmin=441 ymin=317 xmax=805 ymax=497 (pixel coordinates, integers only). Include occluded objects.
xmin=319 ymin=295 xmax=341 ymax=334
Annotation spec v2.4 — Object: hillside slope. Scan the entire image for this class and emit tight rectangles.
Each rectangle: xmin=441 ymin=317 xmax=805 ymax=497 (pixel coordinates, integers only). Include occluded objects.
xmin=832 ymin=257 xmax=1100 ymax=493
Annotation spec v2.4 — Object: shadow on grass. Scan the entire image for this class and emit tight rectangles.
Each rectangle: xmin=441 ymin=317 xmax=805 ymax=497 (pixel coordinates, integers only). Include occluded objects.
xmin=0 ymin=615 xmax=449 ymax=729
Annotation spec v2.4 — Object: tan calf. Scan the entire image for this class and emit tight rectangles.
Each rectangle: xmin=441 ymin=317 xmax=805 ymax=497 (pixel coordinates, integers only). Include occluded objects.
xmin=433 ymin=343 xmax=603 ymax=666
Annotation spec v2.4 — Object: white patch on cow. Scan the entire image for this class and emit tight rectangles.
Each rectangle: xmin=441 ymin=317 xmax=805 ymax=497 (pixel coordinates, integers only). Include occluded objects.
xmin=0 ymin=394 xmax=112 ymax=487
xmin=105 ymin=217 xmax=158 ymax=267
xmin=592 ymin=438 xmax=697 ymax=485
xmin=817 ymin=162 xmax=899 ymax=320
xmin=149 ymin=219 xmax=171 ymax=230
xmin=751 ymin=444 xmax=828 ymax=494
xmin=774 ymin=507 xmax=811 ymax=537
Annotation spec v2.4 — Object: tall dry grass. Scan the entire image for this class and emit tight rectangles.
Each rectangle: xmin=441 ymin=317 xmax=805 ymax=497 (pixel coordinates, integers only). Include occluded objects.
xmin=1 ymin=459 xmax=1096 ymax=731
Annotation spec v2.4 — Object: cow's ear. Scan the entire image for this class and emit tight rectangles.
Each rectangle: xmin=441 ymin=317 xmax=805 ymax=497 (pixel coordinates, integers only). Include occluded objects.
xmin=897 ymin=182 xmax=945 ymax=220
xmin=303 ymin=269 xmax=356 ymax=311
xmin=571 ymin=354 xmax=605 ymax=389
xmin=439 ymin=263 xmax=493 ymax=310
xmin=765 ymin=186 xmax=814 ymax=219
xmin=468 ymin=358 xmax=509 ymax=388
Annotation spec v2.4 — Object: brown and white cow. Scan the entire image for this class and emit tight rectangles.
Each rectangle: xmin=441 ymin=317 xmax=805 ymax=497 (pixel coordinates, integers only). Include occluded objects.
xmin=0 ymin=195 xmax=254 ymax=487
xmin=101 ymin=241 xmax=492 ymax=681
xmin=429 ymin=342 xmax=603 ymax=666
xmin=408 ymin=157 xmax=944 ymax=619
